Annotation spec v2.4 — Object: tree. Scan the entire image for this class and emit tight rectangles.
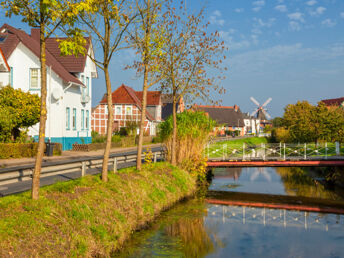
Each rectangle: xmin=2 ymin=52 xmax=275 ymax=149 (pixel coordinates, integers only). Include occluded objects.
xmin=283 ymin=101 xmax=344 ymax=143
xmin=157 ymin=1 xmax=227 ymax=165
xmin=128 ymin=0 xmax=166 ymax=170
xmin=61 ymin=0 xmax=135 ymax=182
xmin=271 ymin=116 xmax=284 ymax=128
xmin=0 ymin=86 xmax=40 ymax=142
xmin=2 ymin=0 xmax=90 ymax=199
xmin=283 ymin=101 xmax=316 ymax=143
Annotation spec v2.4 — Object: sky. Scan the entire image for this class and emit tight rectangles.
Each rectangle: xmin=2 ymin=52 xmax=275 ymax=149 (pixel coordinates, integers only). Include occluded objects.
xmin=1 ymin=0 xmax=344 ymax=117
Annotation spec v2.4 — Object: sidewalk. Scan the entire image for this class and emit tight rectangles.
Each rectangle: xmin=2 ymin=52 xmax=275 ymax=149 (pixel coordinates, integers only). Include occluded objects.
xmin=0 ymin=143 xmax=162 ymax=168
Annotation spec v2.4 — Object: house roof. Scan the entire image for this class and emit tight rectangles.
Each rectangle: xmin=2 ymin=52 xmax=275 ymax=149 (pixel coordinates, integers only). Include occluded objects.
xmin=161 ymin=94 xmax=182 ymax=120
xmin=45 ymin=37 xmax=90 ymax=73
xmin=321 ymin=97 xmax=344 ymax=107
xmin=99 ymin=84 xmax=158 ymax=121
xmin=193 ymin=105 xmax=245 ymax=127
xmin=0 ymin=47 xmax=10 ymax=72
xmin=0 ymin=24 xmax=86 ymax=86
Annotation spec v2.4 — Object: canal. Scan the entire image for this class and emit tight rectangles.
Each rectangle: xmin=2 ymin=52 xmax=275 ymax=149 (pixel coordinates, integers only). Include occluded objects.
xmin=117 ymin=167 xmax=344 ymax=257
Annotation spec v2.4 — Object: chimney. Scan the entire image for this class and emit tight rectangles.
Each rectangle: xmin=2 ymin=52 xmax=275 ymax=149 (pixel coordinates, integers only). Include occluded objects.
xmin=31 ymin=28 xmax=40 ymax=42
xmin=234 ymin=104 xmax=238 ymax=112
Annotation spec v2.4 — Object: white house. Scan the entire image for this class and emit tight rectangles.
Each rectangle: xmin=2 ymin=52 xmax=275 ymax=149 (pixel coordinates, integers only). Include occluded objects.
xmin=243 ymin=113 xmax=260 ymax=135
xmin=0 ymin=24 xmax=97 ymax=150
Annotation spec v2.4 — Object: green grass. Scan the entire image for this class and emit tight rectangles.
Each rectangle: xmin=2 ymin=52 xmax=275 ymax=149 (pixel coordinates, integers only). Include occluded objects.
xmin=0 ymin=162 xmax=196 ymax=257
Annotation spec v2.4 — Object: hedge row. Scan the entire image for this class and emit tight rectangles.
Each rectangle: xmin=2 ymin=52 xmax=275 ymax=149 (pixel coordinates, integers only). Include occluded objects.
xmin=0 ymin=142 xmax=62 ymax=159
xmin=72 ymin=136 xmax=155 ymax=152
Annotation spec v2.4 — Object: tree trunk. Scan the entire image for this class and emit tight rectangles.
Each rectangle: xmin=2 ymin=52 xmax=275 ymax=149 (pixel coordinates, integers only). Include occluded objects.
xmin=101 ymin=65 xmax=113 ymax=182
xmin=136 ymin=64 xmax=149 ymax=170
xmin=171 ymin=91 xmax=177 ymax=166
xmin=32 ymin=23 xmax=47 ymax=200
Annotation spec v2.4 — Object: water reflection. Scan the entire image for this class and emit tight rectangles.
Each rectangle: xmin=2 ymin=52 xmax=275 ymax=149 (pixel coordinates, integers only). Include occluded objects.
xmin=119 ymin=167 xmax=344 ymax=257
xmin=210 ymin=167 xmax=343 ymax=200
xmin=207 ymin=204 xmax=344 ymax=231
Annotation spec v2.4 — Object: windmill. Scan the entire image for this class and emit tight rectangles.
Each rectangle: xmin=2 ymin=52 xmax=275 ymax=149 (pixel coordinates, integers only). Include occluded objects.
xmin=250 ymin=97 xmax=272 ymax=121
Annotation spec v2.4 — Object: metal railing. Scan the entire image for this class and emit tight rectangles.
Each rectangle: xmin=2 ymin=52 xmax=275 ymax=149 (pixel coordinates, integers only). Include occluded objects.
xmin=206 ymin=142 xmax=344 ymax=161
xmin=0 ymin=146 xmax=165 ymax=186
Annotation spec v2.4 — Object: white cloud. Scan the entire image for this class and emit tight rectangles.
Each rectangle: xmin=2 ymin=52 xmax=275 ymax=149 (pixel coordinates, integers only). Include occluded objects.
xmin=288 ymin=12 xmax=304 ymax=22
xmin=277 ymin=0 xmax=284 ymax=3
xmin=289 ymin=21 xmax=301 ymax=31
xmin=340 ymin=12 xmax=344 ymax=18
xmin=235 ymin=8 xmax=244 ymax=13
xmin=275 ymin=5 xmax=287 ymax=12
xmin=306 ymin=0 xmax=317 ymax=6
xmin=219 ymin=31 xmax=251 ymax=50
xmin=252 ymin=0 xmax=265 ymax=12
xmin=310 ymin=6 xmax=326 ymax=16
xmin=209 ymin=10 xmax=225 ymax=26
xmin=254 ymin=18 xmax=276 ymax=28
xmin=253 ymin=0 xmax=265 ymax=6
xmin=321 ymin=18 xmax=336 ymax=27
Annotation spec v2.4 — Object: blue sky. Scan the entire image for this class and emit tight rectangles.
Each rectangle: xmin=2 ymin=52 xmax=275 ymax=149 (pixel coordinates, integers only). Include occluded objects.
xmin=1 ymin=0 xmax=344 ymax=117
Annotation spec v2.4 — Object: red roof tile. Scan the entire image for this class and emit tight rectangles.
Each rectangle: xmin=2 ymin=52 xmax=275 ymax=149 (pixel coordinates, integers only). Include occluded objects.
xmin=99 ymin=84 xmax=160 ymax=121
xmin=136 ymin=91 xmax=161 ymax=105
xmin=45 ymin=37 xmax=90 ymax=73
xmin=0 ymin=47 xmax=10 ymax=71
xmin=0 ymin=31 xmax=20 ymax=59
xmin=321 ymin=97 xmax=344 ymax=107
xmin=0 ymin=24 xmax=83 ymax=86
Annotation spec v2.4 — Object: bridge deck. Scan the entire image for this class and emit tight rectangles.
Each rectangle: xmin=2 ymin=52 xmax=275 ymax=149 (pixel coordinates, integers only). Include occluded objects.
xmin=207 ymin=159 xmax=344 ymax=167
xmin=206 ymin=191 xmax=344 ymax=214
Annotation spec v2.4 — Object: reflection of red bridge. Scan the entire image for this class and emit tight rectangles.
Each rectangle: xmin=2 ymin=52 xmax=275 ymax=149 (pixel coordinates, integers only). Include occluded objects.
xmin=207 ymin=160 xmax=344 ymax=167
xmin=206 ymin=191 xmax=344 ymax=214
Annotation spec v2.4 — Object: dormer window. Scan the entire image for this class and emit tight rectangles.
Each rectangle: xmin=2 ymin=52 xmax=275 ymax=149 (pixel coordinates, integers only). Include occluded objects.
xmin=0 ymin=36 xmax=7 ymax=43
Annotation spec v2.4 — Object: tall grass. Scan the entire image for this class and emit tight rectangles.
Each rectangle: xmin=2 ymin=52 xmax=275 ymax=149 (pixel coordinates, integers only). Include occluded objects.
xmin=159 ymin=111 xmax=216 ymax=164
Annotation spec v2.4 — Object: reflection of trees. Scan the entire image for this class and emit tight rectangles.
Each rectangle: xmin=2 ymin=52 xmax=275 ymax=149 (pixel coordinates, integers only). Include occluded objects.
xmin=276 ymin=167 xmax=341 ymax=200
xmin=165 ymin=217 xmax=214 ymax=258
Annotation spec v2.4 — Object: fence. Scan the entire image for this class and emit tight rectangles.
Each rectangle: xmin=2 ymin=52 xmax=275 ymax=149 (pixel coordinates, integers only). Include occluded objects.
xmin=206 ymin=142 xmax=344 ymax=161
xmin=0 ymin=146 xmax=165 ymax=187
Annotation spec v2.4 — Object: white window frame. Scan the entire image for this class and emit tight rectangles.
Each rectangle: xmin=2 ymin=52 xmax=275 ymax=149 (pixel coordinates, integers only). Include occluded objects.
xmin=115 ymin=105 xmax=122 ymax=115
xmin=125 ymin=105 xmax=132 ymax=116
xmin=30 ymin=68 xmax=40 ymax=89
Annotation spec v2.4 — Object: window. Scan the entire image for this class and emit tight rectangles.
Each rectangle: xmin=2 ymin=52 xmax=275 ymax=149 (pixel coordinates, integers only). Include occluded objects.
xmin=0 ymin=36 xmax=6 ymax=43
xmin=86 ymin=110 xmax=89 ymax=129
xmin=66 ymin=107 xmax=70 ymax=130
xmin=30 ymin=68 xmax=40 ymax=89
xmin=86 ymin=77 xmax=89 ymax=95
xmin=125 ymin=106 xmax=132 ymax=115
xmin=81 ymin=109 xmax=85 ymax=130
xmin=9 ymin=67 xmax=13 ymax=87
xmin=73 ymin=108 xmax=77 ymax=130
xmin=116 ymin=106 xmax=122 ymax=115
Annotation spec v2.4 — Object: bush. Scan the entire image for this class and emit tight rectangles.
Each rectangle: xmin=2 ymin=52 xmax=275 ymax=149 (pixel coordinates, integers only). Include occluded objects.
xmin=159 ymin=111 xmax=216 ymax=167
xmin=91 ymin=131 xmax=106 ymax=143
xmin=0 ymin=142 xmax=62 ymax=159
xmin=271 ymin=127 xmax=291 ymax=143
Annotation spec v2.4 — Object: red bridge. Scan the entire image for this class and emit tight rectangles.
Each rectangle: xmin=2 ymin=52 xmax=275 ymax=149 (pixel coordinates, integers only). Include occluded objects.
xmin=207 ymin=159 xmax=344 ymax=167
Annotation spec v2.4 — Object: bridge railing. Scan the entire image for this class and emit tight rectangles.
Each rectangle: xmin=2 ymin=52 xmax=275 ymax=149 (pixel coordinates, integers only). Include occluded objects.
xmin=206 ymin=142 xmax=344 ymax=161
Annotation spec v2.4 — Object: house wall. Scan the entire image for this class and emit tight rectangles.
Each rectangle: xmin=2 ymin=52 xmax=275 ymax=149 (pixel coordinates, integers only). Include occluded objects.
xmin=3 ymin=42 xmax=95 ymax=150
xmin=0 ymin=71 xmax=9 ymax=87
xmin=92 ymin=103 xmax=156 ymax=136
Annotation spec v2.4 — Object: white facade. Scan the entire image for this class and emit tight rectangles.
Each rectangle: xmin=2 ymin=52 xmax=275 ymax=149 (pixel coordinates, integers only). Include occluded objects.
xmin=243 ymin=117 xmax=261 ymax=135
xmin=0 ymin=38 xmax=97 ymax=150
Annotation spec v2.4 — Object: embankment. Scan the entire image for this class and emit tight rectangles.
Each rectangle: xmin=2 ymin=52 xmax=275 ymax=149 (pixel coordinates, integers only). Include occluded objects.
xmin=0 ymin=162 xmax=196 ymax=257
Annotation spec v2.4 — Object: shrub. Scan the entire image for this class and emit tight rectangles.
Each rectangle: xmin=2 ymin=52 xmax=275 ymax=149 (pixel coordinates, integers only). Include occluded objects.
xmin=0 ymin=142 xmax=62 ymax=159
xmin=159 ymin=111 xmax=216 ymax=168
xmin=271 ymin=127 xmax=291 ymax=143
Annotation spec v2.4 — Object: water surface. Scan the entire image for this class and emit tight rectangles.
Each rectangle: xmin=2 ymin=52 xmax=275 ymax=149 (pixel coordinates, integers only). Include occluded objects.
xmin=118 ymin=167 xmax=344 ymax=257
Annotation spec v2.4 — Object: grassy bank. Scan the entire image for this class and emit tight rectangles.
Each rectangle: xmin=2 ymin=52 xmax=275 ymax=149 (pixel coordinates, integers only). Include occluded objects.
xmin=0 ymin=163 xmax=196 ymax=257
